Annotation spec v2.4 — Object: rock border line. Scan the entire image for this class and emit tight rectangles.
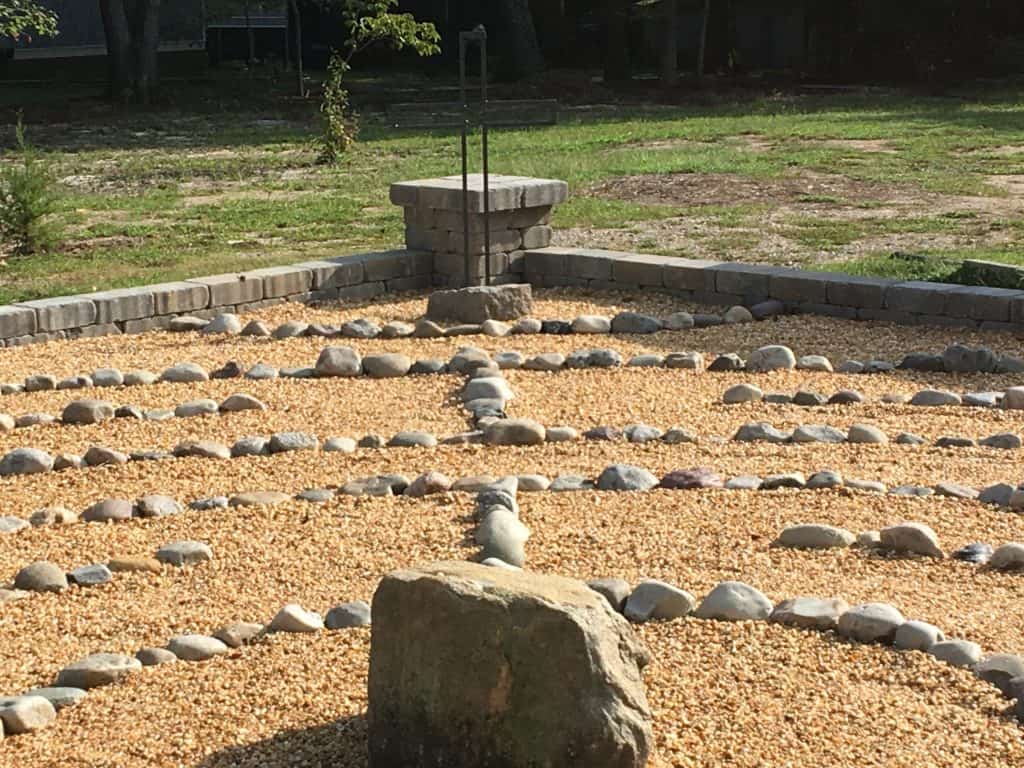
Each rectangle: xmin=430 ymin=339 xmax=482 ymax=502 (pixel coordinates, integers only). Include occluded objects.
xmin=0 ymin=597 xmax=371 ymax=738
xmin=6 ymin=243 xmax=1024 ymax=347
xmin=5 ymin=463 xmax=1024 ymax=541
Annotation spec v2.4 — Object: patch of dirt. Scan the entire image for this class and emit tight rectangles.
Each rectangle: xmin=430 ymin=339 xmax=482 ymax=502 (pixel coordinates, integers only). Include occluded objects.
xmin=985 ymin=174 xmax=1024 ymax=196
xmin=592 ymin=169 xmax=912 ymax=208
xmin=182 ymin=187 xmax=317 ymax=207
xmin=812 ymin=138 xmax=897 ymax=153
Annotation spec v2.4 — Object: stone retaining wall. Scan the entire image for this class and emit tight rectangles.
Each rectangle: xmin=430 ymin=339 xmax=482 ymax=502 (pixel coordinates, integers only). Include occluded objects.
xmin=5 ymin=171 xmax=1024 ymax=346
xmin=522 ymin=247 xmax=1024 ymax=332
xmin=0 ymin=250 xmax=431 ymax=347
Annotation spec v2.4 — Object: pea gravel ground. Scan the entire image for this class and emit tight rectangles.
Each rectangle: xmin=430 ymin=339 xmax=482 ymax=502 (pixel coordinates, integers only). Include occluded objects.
xmin=1 ymin=289 xmax=1023 ymax=767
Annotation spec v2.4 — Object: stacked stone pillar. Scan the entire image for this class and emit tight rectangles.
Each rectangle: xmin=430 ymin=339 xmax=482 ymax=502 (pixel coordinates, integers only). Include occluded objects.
xmin=390 ymin=174 xmax=568 ymax=287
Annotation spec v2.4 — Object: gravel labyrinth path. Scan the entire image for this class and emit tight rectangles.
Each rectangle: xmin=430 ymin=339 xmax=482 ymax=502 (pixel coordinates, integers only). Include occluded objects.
xmin=1 ymin=290 xmax=1024 ymax=767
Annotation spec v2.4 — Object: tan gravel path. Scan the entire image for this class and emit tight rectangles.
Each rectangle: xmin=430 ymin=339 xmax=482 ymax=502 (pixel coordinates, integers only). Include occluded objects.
xmin=1 ymin=289 xmax=1023 ymax=766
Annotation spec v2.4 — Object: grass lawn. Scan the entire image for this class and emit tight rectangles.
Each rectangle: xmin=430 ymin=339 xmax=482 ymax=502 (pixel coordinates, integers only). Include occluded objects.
xmin=2 ymin=72 xmax=1024 ymax=303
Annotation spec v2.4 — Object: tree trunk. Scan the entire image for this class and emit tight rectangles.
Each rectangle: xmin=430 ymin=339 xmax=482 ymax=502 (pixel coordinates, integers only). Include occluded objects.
xmin=660 ymin=0 xmax=678 ymax=87
xmin=134 ymin=0 xmax=161 ymax=105
xmin=243 ymin=0 xmax=255 ymax=66
xmin=495 ymin=0 xmax=543 ymax=79
xmin=289 ymin=0 xmax=303 ymax=96
xmin=99 ymin=0 xmax=134 ymax=102
xmin=697 ymin=0 xmax=711 ymax=77
xmin=603 ymin=0 xmax=629 ymax=83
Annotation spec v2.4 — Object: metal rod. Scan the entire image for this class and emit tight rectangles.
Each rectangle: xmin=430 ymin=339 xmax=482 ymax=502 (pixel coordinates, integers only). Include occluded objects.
xmin=459 ymin=32 xmax=470 ymax=288
xmin=479 ymin=27 xmax=490 ymax=286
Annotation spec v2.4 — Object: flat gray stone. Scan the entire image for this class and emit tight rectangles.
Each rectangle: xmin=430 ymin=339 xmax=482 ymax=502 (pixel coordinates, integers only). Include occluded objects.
xmin=610 ymin=311 xmax=662 ymax=334
xmin=167 ymin=634 xmax=230 ymax=661
xmin=0 ymin=695 xmax=56 ymax=733
xmin=244 ymin=363 xmax=279 ymax=380
xmin=895 ymin=432 xmax=927 ymax=446
xmin=929 ymin=639 xmax=982 ymax=668
xmin=624 ymin=424 xmax=663 ymax=443
xmin=522 ymin=353 xmax=565 ymax=372
xmin=664 ymin=352 xmax=703 ymax=369
xmin=14 ymin=561 xmax=68 ymax=592
xmin=776 ymin=524 xmax=855 ymax=550
xmin=880 ymin=522 xmax=944 ymax=558
xmin=62 ymin=399 xmax=115 ymax=425
xmin=387 ymin=431 xmax=437 ymax=448
xmin=0 ymin=447 xmax=54 ymax=476
xmin=161 ymin=362 xmax=209 ymax=383
xmin=483 ymin=419 xmax=545 ymax=446
xmin=232 ymin=436 xmax=270 ymax=457
xmin=769 ymin=597 xmax=849 ymax=631
xmin=0 ymin=515 xmax=28 ymax=534
xmin=137 ymin=647 xmax=179 ymax=666
xmin=837 ymin=603 xmax=905 ymax=643
xmin=56 ymin=653 xmax=142 ymax=689
xmin=68 ymin=563 xmax=113 ymax=587
xmin=587 ymin=578 xmax=632 ymax=613
xmin=175 ymin=399 xmax=219 ymax=418
xmin=229 ymin=490 xmax=292 ymax=506
xmin=893 ymin=620 xmax=944 ymax=651
xmin=136 ymin=494 xmax=182 ymax=517
xmin=219 ymin=393 xmax=266 ymax=412
xmin=572 ymin=315 xmax=611 ymax=334
xmin=694 ymin=581 xmax=772 ymax=621
xmin=326 ymin=600 xmax=372 ymax=629
xmin=975 ymin=653 xmax=1024 ymax=695
xmin=828 ymin=389 xmax=864 ymax=405
xmin=273 ymin=320 xmax=309 ymax=339
xmin=662 ymin=312 xmax=694 ymax=330
xmin=549 ymin=474 xmax=594 ymax=492
xmin=910 ymin=389 xmax=962 ymax=407
xmin=624 ymin=580 xmax=695 ymax=622
xmin=22 ymin=687 xmax=86 ymax=711
xmin=989 ymin=542 xmax=1024 ymax=571
xmin=202 ymin=313 xmax=242 ymax=334
xmin=82 ymin=498 xmax=134 ymax=523
xmin=315 ymin=346 xmax=362 ymax=377
xmin=363 ymin=353 xmax=412 ymax=378
xmin=214 ymin=622 xmax=265 ymax=648
xmin=269 ymin=603 xmax=324 ymax=633
xmin=734 ymin=422 xmax=790 ymax=443
xmin=723 ymin=383 xmax=763 ymax=404
xmin=323 ymin=436 xmax=357 ymax=453
xmin=791 ymin=425 xmax=847 ymax=444
xmin=745 ymin=345 xmax=796 ymax=372
xmin=725 ymin=475 xmax=762 ymax=490
xmin=340 ymin=319 xmax=381 ymax=339
xmin=596 ymin=464 xmax=658 ymax=491
xmin=708 ymin=353 xmax=744 ymax=372
xmin=980 ymin=432 xmax=1022 ymax=450
xmin=761 ymin=472 xmax=806 ymax=490
xmin=807 ymin=470 xmax=844 ymax=489
xmin=156 ymin=540 xmax=213 ymax=567
xmin=847 ymin=424 xmax=888 ymax=444
xmin=269 ymin=431 xmax=319 ymax=453
xmin=979 ymin=483 xmax=1014 ymax=507
xmin=796 ymin=355 xmax=833 ymax=372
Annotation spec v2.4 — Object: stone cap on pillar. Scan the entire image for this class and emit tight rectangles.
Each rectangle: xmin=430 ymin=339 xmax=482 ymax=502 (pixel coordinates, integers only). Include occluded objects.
xmin=390 ymin=174 xmax=569 ymax=213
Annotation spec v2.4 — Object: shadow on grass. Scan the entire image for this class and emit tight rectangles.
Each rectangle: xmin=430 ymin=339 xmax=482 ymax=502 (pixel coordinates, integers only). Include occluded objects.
xmin=196 ymin=716 xmax=368 ymax=768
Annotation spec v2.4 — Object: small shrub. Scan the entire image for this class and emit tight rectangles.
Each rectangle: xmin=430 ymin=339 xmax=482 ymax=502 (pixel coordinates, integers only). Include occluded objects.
xmin=0 ymin=118 xmax=62 ymax=256
xmin=318 ymin=54 xmax=358 ymax=164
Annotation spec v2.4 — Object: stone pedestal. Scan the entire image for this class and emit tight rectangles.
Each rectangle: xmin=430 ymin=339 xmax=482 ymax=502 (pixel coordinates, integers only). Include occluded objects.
xmin=390 ymin=174 xmax=568 ymax=287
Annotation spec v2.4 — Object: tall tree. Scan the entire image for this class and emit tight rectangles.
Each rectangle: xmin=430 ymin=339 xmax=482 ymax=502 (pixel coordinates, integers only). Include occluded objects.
xmin=603 ymin=0 xmax=630 ymax=82
xmin=98 ymin=0 xmax=163 ymax=104
xmin=0 ymin=0 xmax=58 ymax=40
xmin=494 ymin=0 xmax=543 ymax=78
xmin=660 ymin=0 xmax=678 ymax=86
xmin=696 ymin=0 xmax=710 ymax=76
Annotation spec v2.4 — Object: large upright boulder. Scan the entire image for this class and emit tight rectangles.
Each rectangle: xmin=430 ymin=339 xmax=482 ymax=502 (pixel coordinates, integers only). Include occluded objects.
xmin=426 ymin=284 xmax=533 ymax=323
xmin=368 ymin=561 xmax=652 ymax=768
